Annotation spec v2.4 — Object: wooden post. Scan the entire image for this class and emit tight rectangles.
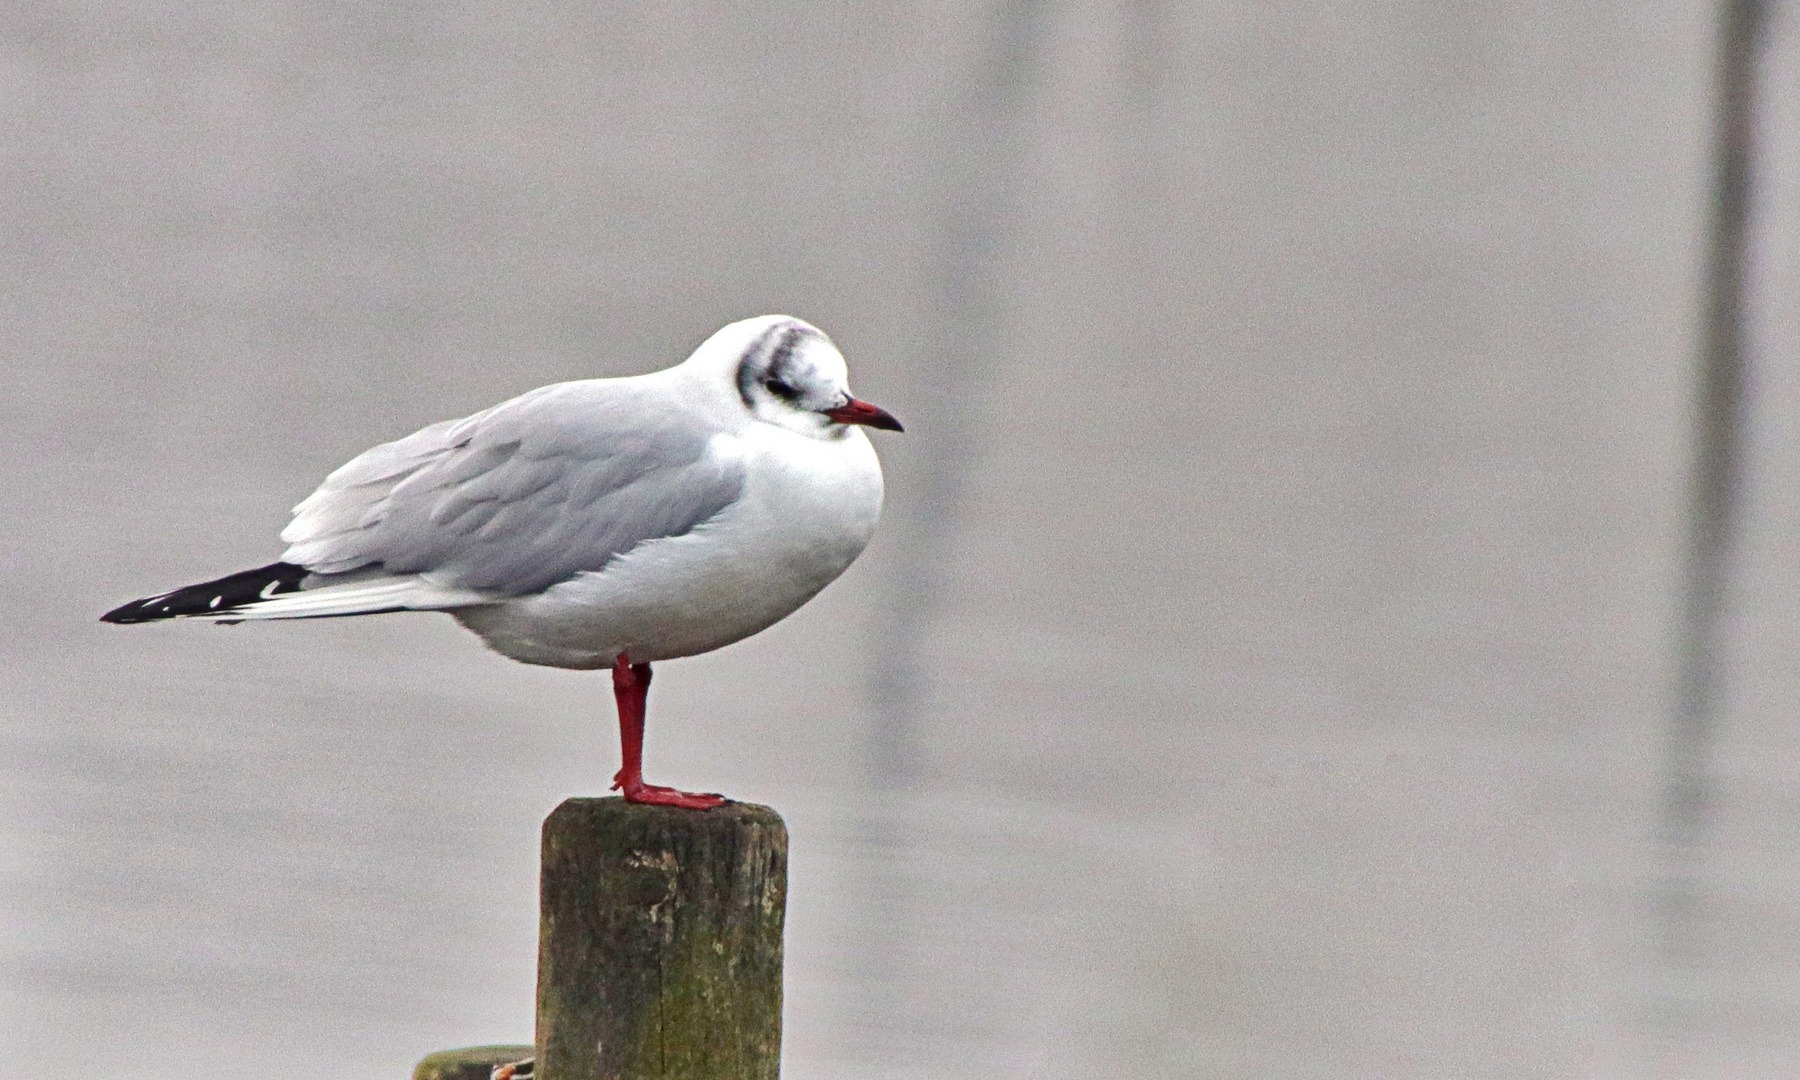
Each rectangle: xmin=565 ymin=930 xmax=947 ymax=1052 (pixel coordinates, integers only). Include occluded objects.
xmin=535 ymin=798 xmax=788 ymax=1080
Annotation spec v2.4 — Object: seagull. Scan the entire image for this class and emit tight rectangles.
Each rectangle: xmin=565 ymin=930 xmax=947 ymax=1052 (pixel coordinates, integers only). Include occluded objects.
xmin=102 ymin=315 xmax=902 ymax=810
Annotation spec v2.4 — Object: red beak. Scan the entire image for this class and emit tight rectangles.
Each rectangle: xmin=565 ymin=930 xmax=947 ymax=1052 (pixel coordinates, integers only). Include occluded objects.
xmin=822 ymin=397 xmax=904 ymax=432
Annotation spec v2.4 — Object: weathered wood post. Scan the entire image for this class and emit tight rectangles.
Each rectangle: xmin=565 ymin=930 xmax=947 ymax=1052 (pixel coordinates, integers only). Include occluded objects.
xmin=535 ymin=797 xmax=788 ymax=1080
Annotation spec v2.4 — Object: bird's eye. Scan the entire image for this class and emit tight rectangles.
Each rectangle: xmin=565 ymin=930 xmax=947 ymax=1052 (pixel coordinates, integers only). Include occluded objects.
xmin=764 ymin=378 xmax=796 ymax=399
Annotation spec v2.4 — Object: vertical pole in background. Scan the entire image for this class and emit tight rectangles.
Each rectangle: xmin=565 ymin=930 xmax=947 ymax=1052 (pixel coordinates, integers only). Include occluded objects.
xmin=535 ymin=799 xmax=788 ymax=1080
xmin=1655 ymin=0 xmax=1769 ymax=1032
xmin=844 ymin=0 xmax=1050 ymax=1057
xmin=866 ymin=0 xmax=1048 ymax=786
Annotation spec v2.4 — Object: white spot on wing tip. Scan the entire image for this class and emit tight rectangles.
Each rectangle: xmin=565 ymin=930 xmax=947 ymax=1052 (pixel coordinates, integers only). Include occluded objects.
xmin=209 ymin=595 xmax=222 ymax=608
xmin=259 ymin=579 xmax=283 ymax=599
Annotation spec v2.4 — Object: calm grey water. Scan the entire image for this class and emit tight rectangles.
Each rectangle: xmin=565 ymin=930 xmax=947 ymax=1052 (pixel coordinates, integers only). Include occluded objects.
xmin=5 ymin=3 xmax=1800 ymax=1076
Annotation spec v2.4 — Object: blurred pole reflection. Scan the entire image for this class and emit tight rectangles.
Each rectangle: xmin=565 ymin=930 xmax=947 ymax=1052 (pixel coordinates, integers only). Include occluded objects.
xmin=864 ymin=0 xmax=1049 ymax=789
xmin=1653 ymin=0 xmax=1769 ymax=1052
xmin=849 ymin=0 xmax=1049 ymax=1064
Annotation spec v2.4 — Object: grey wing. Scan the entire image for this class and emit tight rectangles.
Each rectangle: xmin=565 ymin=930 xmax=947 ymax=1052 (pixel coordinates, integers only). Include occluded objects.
xmin=280 ymin=381 xmax=746 ymax=595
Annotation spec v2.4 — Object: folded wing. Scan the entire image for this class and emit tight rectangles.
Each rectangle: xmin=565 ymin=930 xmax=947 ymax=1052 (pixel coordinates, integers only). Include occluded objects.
xmin=281 ymin=380 xmax=747 ymax=597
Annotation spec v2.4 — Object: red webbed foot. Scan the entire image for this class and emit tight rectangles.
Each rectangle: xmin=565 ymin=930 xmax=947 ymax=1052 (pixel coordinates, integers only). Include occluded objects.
xmin=612 ymin=772 xmax=727 ymax=810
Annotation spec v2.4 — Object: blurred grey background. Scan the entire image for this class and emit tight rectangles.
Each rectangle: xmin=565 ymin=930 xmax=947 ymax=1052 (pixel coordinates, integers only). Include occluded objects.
xmin=3 ymin=2 xmax=1799 ymax=1077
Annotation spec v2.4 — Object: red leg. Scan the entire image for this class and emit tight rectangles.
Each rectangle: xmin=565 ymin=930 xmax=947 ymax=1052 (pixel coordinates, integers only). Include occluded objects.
xmin=609 ymin=654 xmax=725 ymax=810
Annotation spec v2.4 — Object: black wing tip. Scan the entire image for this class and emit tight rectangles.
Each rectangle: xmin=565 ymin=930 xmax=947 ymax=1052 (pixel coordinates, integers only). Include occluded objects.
xmin=100 ymin=562 xmax=309 ymax=625
xmin=100 ymin=599 xmax=167 ymax=624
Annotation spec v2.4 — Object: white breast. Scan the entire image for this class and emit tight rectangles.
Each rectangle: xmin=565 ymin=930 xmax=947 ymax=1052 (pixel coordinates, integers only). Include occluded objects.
xmin=454 ymin=425 xmax=884 ymax=669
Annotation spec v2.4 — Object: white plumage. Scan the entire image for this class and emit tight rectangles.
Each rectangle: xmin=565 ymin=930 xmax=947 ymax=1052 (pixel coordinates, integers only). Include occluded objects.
xmin=103 ymin=315 xmax=902 ymax=807
xmin=112 ymin=314 xmax=892 ymax=654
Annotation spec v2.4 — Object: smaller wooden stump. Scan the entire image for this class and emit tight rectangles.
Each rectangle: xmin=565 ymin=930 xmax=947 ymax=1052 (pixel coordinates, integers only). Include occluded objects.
xmin=413 ymin=1045 xmax=534 ymax=1080
xmin=536 ymin=798 xmax=788 ymax=1080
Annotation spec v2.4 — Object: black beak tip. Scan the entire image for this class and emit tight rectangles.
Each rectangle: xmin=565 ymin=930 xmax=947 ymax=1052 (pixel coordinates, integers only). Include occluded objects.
xmin=824 ymin=399 xmax=905 ymax=432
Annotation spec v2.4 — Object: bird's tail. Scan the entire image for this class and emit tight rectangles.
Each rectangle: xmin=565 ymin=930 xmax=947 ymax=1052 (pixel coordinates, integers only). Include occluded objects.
xmin=101 ymin=562 xmax=494 ymax=624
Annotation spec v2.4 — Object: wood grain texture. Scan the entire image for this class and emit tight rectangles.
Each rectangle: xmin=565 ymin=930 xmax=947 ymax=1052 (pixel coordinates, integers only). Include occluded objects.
xmin=536 ymin=798 xmax=787 ymax=1080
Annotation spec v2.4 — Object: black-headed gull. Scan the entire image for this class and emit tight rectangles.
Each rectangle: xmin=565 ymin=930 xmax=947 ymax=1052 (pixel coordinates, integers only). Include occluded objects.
xmin=102 ymin=315 xmax=903 ymax=809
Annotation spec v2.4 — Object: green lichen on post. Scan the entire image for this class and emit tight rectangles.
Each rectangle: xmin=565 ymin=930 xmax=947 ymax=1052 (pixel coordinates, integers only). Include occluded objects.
xmin=536 ymin=798 xmax=787 ymax=1080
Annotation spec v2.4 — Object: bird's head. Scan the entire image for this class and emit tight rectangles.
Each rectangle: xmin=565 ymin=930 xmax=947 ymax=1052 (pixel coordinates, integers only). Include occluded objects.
xmin=705 ymin=316 xmax=903 ymax=440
